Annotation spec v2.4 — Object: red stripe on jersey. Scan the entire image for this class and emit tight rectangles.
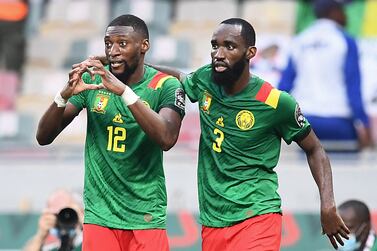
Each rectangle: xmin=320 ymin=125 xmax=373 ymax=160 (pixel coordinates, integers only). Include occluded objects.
xmin=148 ymin=72 xmax=170 ymax=89
xmin=255 ymin=82 xmax=273 ymax=102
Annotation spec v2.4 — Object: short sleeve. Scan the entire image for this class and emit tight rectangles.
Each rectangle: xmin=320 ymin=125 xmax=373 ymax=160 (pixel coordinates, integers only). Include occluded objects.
xmin=182 ymin=71 xmax=201 ymax=103
xmin=159 ymin=77 xmax=186 ymax=118
xmin=275 ymin=92 xmax=311 ymax=144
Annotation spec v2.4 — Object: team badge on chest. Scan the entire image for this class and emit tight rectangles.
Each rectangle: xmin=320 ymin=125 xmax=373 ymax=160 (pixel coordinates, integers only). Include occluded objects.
xmin=92 ymin=94 xmax=109 ymax=114
xmin=201 ymin=91 xmax=212 ymax=113
xmin=235 ymin=110 xmax=255 ymax=130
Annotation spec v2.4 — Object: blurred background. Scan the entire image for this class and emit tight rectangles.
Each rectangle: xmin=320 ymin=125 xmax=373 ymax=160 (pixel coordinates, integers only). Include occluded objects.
xmin=0 ymin=0 xmax=377 ymax=250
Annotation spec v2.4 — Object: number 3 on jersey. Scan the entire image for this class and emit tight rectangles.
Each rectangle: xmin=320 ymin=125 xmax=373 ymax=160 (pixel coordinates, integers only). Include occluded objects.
xmin=107 ymin=126 xmax=126 ymax=152
xmin=212 ymin=128 xmax=224 ymax=153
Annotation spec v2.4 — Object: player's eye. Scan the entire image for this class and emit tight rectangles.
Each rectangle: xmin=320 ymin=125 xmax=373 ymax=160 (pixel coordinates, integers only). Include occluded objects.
xmin=119 ymin=41 xmax=127 ymax=47
xmin=105 ymin=42 xmax=112 ymax=49
xmin=227 ymin=44 xmax=235 ymax=50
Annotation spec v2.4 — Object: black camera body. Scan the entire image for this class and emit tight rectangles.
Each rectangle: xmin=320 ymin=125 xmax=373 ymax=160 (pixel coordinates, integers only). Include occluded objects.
xmin=56 ymin=207 xmax=79 ymax=251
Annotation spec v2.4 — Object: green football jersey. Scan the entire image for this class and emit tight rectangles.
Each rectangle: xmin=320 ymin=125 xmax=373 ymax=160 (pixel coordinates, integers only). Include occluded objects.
xmin=69 ymin=65 xmax=185 ymax=230
xmin=183 ymin=64 xmax=310 ymax=227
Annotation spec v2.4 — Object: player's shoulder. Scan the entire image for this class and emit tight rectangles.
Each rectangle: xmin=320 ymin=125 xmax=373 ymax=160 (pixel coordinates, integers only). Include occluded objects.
xmin=252 ymin=78 xmax=296 ymax=110
xmin=185 ymin=64 xmax=211 ymax=83
xmin=145 ymin=65 xmax=181 ymax=90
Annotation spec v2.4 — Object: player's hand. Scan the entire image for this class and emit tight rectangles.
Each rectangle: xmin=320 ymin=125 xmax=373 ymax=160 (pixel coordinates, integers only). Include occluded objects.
xmin=321 ymin=206 xmax=350 ymax=249
xmin=89 ymin=55 xmax=109 ymax=65
xmin=74 ymin=59 xmax=126 ymax=96
xmin=60 ymin=61 xmax=104 ymax=99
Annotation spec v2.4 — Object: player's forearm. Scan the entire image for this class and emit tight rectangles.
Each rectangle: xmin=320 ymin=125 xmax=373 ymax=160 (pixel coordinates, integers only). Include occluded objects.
xmin=36 ymin=103 xmax=66 ymax=145
xmin=147 ymin=63 xmax=186 ymax=82
xmin=307 ymin=145 xmax=336 ymax=210
xmin=128 ymin=102 xmax=181 ymax=151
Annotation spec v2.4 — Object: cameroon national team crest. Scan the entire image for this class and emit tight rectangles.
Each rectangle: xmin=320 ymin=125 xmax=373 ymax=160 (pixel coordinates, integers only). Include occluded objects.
xmin=236 ymin=110 xmax=255 ymax=130
xmin=201 ymin=91 xmax=212 ymax=113
xmin=92 ymin=94 xmax=110 ymax=114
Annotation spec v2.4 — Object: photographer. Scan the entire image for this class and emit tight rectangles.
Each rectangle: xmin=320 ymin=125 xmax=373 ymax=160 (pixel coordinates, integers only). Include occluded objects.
xmin=23 ymin=189 xmax=83 ymax=251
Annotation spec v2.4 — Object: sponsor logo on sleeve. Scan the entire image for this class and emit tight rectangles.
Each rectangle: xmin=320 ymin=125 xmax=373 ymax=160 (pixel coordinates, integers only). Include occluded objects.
xmin=175 ymin=88 xmax=185 ymax=110
xmin=295 ymin=104 xmax=306 ymax=127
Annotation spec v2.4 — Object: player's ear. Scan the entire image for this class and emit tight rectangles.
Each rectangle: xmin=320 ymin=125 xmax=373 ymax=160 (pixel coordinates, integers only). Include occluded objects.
xmin=246 ymin=46 xmax=257 ymax=60
xmin=141 ymin=39 xmax=150 ymax=54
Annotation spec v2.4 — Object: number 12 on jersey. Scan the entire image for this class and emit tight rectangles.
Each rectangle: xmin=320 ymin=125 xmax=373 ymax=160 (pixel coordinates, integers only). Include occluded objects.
xmin=107 ymin=126 xmax=126 ymax=152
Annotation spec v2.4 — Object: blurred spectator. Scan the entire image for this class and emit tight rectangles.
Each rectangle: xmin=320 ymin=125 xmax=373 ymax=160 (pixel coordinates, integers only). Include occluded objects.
xmin=23 ymin=189 xmax=83 ymax=251
xmin=338 ymin=199 xmax=376 ymax=251
xmin=0 ymin=0 xmax=28 ymax=74
xmin=0 ymin=0 xmax=29 ymax=138
xmin=279 ymin=0 xmax=372 ymax=152
xmin=249 ymin=35 xmax=289 ymax=86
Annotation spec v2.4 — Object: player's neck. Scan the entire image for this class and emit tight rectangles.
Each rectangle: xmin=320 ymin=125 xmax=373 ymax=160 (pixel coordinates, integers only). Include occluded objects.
xmin=124 ymin=62 xmax=145 ymax=86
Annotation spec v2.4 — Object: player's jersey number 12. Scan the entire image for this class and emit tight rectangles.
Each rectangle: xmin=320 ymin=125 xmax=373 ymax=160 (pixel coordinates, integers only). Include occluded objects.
xmin=107 ymin=126 xmax=126 ymax=152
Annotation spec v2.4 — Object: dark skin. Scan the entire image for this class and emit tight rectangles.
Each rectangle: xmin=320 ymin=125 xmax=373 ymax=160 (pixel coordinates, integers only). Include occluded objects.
xmin=150 ymin=23 xmax=350 ymax=249
xmin=37 ymin=25 xmax=182 ymax=151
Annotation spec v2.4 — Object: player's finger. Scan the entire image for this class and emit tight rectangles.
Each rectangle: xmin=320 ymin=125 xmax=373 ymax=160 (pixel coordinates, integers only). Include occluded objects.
xmin=342 ymin=224 xmax=350 ymax=234
xmin=338 ymin=228 xmax=349 ymax=239
xmin=333 ymin=233 xmax=344 ymax=246
xmin=96 ymin=83 xmax=105 ymax=89
xmin=90 ymin=69 xmax=106 ymax=76
xmin=85 ymin=84 xmax=104 ymax=90
xmin=327 ymin=235 xmax=338 ymax=249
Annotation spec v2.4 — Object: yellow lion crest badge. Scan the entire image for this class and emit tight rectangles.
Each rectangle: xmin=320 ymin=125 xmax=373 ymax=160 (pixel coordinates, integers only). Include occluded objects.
xmin=236 ymin=110 xmax=255 ymax=130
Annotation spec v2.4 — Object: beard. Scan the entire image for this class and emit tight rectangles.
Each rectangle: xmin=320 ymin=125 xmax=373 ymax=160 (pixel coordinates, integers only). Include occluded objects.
xmin=109 ymin=60 xmax=138 ymax=84
xmin=211 ymin=57 xmax=247 ymax=88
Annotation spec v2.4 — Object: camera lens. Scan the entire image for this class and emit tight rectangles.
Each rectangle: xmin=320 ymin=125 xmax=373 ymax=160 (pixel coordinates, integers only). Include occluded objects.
xmin=57 ymin=207 xmax=78 ymax=234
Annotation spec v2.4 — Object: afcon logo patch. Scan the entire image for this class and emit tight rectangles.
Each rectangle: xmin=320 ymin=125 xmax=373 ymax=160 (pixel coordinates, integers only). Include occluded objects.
xmin=175 ymin=88 xmax=185 ymax=110
xmin=236 ymin=110 xmax=255 ymax=130
xmin=295 ymin=104 xmax=305 ymax=128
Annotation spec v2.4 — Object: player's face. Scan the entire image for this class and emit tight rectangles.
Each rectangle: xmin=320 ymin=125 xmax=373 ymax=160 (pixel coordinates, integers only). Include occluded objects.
xmin=104 ymin=26 xmax=147 ymax=81
xmin=210 ymin=24 xmax=249 ymax=87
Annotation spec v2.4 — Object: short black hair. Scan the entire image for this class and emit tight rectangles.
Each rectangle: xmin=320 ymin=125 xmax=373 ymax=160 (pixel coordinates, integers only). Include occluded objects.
xmin=339 ymin=200 xmax=371 ymax=223
xmin=108 ymin=14 xmax=149 ymax=39
xmin=313 ymin=0 xmax=344 ymax=18
xmin=220 ymin=18 xmax=256 ymax=47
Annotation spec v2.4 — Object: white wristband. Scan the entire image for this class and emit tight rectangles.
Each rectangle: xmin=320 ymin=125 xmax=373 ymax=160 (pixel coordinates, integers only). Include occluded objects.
xmin=121 ymin=85 xmax=139 ymax=106
xmin=54 ymin=92 xmax=68 ymax=108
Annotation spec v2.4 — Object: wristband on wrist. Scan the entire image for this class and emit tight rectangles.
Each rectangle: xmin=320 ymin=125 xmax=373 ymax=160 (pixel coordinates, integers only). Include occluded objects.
xmin=54 ymin=92 xmax=68 ymax=108
xmin=121 ymin=85 xmax=139 ymax=106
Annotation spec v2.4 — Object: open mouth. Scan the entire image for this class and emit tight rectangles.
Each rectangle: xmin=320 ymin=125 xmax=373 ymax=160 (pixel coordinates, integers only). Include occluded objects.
xmin=110 ymin=60 xmax=124 ymax=69
xmin=213 ymin=62 xmax=228 ymax=72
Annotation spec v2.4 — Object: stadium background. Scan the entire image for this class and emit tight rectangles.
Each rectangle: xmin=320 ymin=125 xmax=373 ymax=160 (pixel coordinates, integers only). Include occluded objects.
xmin=1 ymin=0 xmax=377 ymax=250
